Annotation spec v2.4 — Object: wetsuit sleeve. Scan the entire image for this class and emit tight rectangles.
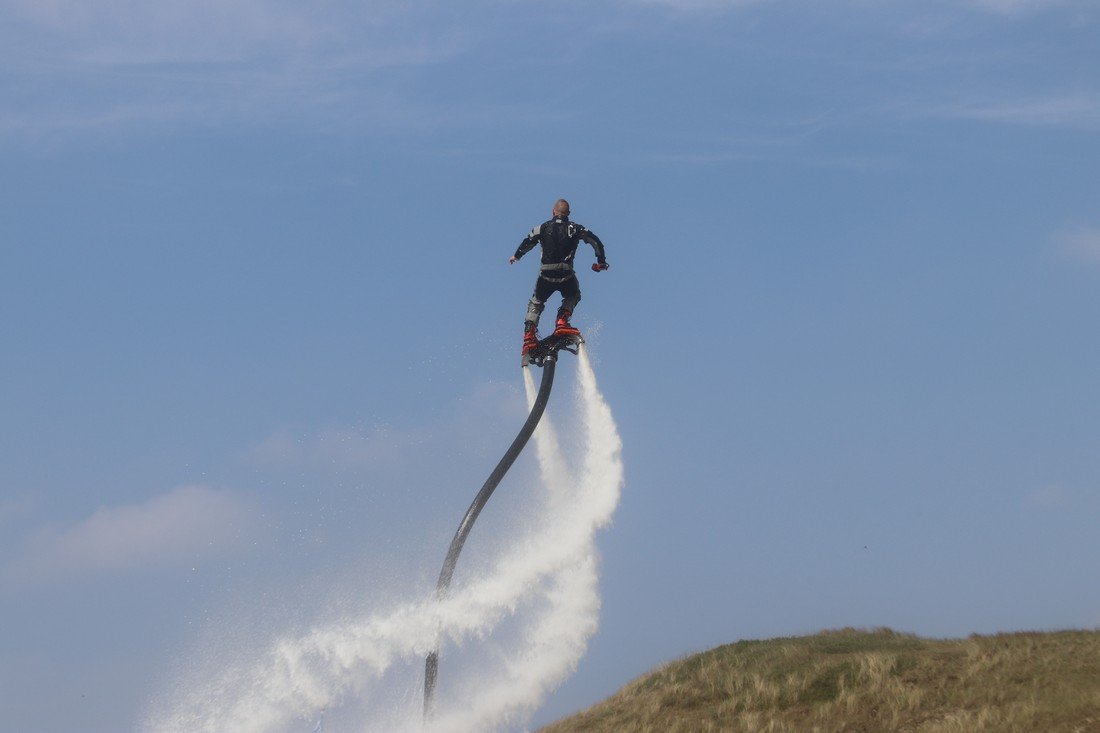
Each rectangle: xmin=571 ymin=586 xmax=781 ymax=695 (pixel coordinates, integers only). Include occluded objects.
xmin=513 ymin=225 xmax=541 ymax=260
xmin=581 ymin=229 xmax=607 ymax=265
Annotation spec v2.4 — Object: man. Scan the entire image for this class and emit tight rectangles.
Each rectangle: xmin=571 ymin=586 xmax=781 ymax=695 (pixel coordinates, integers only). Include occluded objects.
xmin=509 ymin=199 xmax=609 ymax=360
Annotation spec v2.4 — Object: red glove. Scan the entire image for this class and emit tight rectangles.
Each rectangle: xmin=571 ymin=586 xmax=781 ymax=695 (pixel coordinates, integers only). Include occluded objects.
xmin=592 ymin=262 xmax=609 ymax=272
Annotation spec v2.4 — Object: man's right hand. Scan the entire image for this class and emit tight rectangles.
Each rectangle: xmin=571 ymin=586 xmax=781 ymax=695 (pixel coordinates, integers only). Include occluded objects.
xmin=592 ymin=262 xmax=609 ymax=272
xmin=509 ymin=256 xmax=518 ymax=265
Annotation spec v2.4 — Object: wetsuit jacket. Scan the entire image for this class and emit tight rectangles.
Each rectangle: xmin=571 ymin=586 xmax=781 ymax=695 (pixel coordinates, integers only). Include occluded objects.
xmin=513 ymin=217 xmax=607 ymax=272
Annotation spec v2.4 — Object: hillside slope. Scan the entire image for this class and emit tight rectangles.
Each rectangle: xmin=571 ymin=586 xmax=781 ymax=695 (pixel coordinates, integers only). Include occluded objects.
xmin=540 ymin=628 xmax=1100 ymax=733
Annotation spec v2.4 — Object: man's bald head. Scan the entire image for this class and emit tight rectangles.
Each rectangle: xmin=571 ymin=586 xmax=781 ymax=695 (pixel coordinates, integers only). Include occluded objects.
xmin=553 ymin=199 xmax=570 ymax=217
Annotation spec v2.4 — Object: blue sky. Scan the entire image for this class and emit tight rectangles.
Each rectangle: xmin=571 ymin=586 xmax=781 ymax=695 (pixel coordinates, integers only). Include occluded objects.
xmin=2 ymin=0 xmax=1099 ymax=730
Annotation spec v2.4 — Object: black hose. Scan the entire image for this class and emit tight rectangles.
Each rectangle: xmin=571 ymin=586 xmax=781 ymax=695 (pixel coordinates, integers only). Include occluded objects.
xmin=423 ymin=359 xmax=557 ymax=718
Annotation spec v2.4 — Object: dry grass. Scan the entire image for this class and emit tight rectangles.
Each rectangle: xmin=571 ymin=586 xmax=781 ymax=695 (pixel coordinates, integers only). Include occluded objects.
xmin=539 ymin=628 xmax=1100 ymax=733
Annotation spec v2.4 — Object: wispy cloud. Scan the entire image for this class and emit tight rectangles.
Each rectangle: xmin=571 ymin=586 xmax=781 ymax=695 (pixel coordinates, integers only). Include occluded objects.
xmin=967 ymin=0 xmax=1079 ymax=14
xmin=4 ymin=0 xmax=1095 ymax=144
xmin=2 ymin=485 xmax=257 ymax=585
xmin=6 ymin=0 xmax=364 ymax=65
xmin=0 ymin=0 xmax=471 ymax=140
xmin=244 ymin=426 xmax=416 ymax=469
xmin=619 ymin=0 xmax=1081 ymax=11
xmin=244 ymin=383 xmax=525 ymax=472
xmin=934 ymin=93 xmax=1100 ymax=129
xmin=620 ymin=0 xmax=761 ymax=9
xmin=1054 ymin=227 xmax=1100 ymax=265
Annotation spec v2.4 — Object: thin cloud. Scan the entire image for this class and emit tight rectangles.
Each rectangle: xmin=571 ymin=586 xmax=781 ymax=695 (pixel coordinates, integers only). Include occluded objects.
xmin=244 ymin=382 xmax=525 ymax=472
xmin=619 ymin=0 xmax=1079 ymax=10
xmin=6 ymin=0 xmax=341 ymax=65
xmin=1054 ymin=227 xmax=1100 ymax=265
xmin=620 ymin=0 xmax=761 ymax=8
xmin=967 ymin=0 xmax=1079 ymax=14
xmin=0 ymin=0 xmax=471 ymax=140
xmin=244 ymin=426 xmax=415 ymax=469
xmin=2 ymin=485 xmax=257 ymax=585
xmin=938 ymin=93 xmax=1100 ymax=128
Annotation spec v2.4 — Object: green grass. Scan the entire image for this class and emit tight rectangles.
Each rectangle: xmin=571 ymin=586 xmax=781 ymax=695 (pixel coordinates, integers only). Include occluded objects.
xmin=539 ymin=628 xmax=1100 ymax=733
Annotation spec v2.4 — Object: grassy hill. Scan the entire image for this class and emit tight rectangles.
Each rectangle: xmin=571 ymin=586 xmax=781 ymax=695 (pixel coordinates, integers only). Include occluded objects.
xmin=539 ymin=628 xmax=1100 ymax=733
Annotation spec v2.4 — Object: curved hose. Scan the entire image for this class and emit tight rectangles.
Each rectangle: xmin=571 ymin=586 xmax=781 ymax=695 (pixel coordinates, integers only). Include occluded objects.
xmin=424 ymin=360 xmax=557 ymax=717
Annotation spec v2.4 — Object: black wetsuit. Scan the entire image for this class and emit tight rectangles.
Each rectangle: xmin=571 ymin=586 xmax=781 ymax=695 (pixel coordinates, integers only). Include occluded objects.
xmin=513 ymin=216 xmax=607 ymax=327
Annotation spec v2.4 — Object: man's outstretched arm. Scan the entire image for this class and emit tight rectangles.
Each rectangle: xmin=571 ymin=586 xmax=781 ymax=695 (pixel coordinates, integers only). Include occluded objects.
xmin=509 ymin=227 xmax=541 ymax=264
xmin=581 ymin=230 xmax=608 ymax=268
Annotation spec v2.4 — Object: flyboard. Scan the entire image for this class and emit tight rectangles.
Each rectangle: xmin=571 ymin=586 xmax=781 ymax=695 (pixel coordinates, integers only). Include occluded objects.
xmin=423 ymin=331 xmax=584 ymax=718
xmin=521 ymin=331 xmax=583 ymax=368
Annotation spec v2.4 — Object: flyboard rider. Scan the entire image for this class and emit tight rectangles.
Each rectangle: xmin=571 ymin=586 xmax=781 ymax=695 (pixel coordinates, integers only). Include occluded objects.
xmin=508 ymin=199 xmax=609 ymax=361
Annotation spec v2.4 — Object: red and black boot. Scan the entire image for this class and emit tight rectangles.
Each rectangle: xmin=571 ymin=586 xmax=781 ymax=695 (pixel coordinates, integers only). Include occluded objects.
xmin=553 ymin=309 xmax=580 ymax=337
xmin=521 ymin=323 xmax=539 ymax=362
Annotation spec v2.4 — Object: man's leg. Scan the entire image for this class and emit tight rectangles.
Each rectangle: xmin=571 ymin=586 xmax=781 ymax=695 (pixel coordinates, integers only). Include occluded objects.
xmin=525 ymin=295 xmax=545 ymax=332
xmin=527 ymin=277 xmax=559 ymax=330
xmin=522 ymin=278 xmax=553 ymax=359
xmin=554 ymin=277 xmax=582 ymax=335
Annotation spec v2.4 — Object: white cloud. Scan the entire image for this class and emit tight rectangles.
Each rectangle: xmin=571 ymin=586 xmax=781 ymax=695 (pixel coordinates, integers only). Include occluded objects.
xmin=0 ymin=0 xmax=470 ymax=139
xmin=938 ymin=93 xmax=1100 ymax=128
xmin=966 ymin=0 xmax=1076 ymax=14
xmin=619 ymin=0 xmax=1078 ymax=11
xmin=7 ymin=0 xmax=343 ymax=65
xmin=3 ymin=0 xmax=458 ymax=72
xmin=1054 ymin=227 xmax=1100 ymax=264
xmin=244 ymin=382 xmax=525 ymax=471
xmin=244 ymin=426 xmax=413 ymax=469
xmin=2 ymin=485 xmax=257 ymax=584
xmin=620 ymin=0 xmax=760 ymax=8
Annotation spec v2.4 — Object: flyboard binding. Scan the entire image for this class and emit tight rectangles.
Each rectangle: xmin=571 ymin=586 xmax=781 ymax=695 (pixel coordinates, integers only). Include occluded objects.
xmin=522 ymin=331 xmax=583 ymax=368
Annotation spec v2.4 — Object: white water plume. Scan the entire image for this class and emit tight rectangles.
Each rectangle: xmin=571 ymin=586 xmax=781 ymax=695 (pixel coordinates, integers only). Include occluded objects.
xmin=146 ymin=347 xmax=623 ymax=732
